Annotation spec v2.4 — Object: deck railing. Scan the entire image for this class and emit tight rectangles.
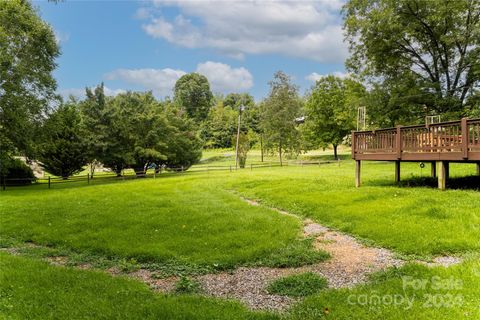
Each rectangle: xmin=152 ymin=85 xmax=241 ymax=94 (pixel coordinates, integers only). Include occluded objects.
xmin=352 ymin=118 xmax=480 ymax=161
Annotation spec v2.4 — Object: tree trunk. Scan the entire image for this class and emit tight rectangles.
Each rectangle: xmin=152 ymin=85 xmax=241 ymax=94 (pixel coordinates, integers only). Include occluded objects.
xmin=333 ymin=144 xmax=338 ymax=160
xmin=279 ymin=144 xmax=283 ymax=167
xmin=260 ymin=135 xmax=264 ymax=162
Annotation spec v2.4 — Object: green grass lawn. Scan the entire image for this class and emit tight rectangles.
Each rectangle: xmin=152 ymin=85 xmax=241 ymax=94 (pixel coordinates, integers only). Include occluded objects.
xmin=227 ymin=161 xmax=480 ymax=257
xmin=0 ymin=253 xmax=277 ymax=320
xmin=0 ymin=175 xmax=307 ymax=268
xmin=1 ymin=148 xmax=479 ymax=319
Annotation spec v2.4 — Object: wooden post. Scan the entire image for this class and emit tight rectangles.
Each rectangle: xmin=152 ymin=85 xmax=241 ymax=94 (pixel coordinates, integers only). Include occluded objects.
xmin=395 ymin=161 xmax=401 ymax=183
xmin=461 ymin=118 xmax=468 ymax=159
xmin=355 ymin=160 xmax=361 ymax=188
xmin=477 ymin=162 xmax=480 ymax=176
xmin=48 ymin=176 xmax=51 ymax=189
xmin=396 ymin=125 xmax=402 ymax=160
xmin=431 ymin=162 xmax=436 ymax=178
xmin=438 ymin=161 xmax=447 ymax=190
xmin=351 ymin=130 xmax=356 ymax=159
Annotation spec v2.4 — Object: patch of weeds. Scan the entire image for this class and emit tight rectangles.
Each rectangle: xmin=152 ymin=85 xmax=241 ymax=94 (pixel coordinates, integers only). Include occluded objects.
xmin=143 ymin=260 xmax=220 ymax=278
xmin=267 ymin=272 xmax=327 ymax=297
xmin=255 ymin=238 xmax=330 ymax=268
xmin=175 ymin=276 xmax=203 ymax=294
xmin=119 ymin=258 xmax=140 ymax=273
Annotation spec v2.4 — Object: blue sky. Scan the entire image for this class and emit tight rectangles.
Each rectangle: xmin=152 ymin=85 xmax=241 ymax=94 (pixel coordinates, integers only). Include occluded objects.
xmin=36 ymin=0 xmax=348 ymax=101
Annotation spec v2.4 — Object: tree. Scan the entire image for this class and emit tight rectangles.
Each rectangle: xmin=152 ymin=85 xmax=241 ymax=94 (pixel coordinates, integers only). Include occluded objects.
xmin=110 ymin=92 xmax=170 ymax=176
xmin=38 ymin=102 xmax=88 ymax=179
xmin=161 ymin=104 xmax=203 ymax=170
xmin=200 ymin=100 xmax=238 ymax=149
xmin=174 ymin=73 xmax=214 ymax=122
xmin=80 ymin=84 xmax=132 ymax=176
xmin=261 ymin=71 xmax=303 ymax=165
xmin=0 ymin=0 xmax=59 ymax=175
xmin=344 ymin=0 xmax=480 ymax=120
xmin=304 ymin=76 xmax=365 ymax=160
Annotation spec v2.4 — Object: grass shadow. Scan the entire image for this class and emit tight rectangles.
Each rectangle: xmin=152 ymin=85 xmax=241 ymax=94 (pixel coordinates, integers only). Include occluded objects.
xmin=392 ymin=175 xmax=480 ymax=190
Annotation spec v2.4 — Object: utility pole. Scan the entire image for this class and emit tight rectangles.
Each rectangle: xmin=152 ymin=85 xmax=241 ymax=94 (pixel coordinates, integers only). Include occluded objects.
xmin=235 ymin=104 xmax=245 ymax=170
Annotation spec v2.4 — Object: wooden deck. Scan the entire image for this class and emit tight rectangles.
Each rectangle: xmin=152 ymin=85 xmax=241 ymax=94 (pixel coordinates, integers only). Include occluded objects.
xmin=352 ymin=118 xmax=480 ymax=189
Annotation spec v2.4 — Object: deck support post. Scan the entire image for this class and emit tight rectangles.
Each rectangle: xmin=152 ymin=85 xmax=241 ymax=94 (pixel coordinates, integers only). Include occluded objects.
xmin=395 ymin=161 xmax=401 ymax=183
xmin=355 ymin=160 xmax=361 ymax=188
xmin=431 ymin=162 xmax=437 ymax=178
xmin=477 ymin=162 xmax=480 ymax=176
xmin=438 ymin=161 xmax=449 ymax=190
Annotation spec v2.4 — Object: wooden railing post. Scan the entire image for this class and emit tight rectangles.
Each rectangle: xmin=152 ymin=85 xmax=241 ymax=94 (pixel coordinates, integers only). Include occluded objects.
xmin=351 ymin=130 xmax=356 ymax=159
xmin=396 ymin=126 xmax=402 ymax=159
xmin=461 ymin=118 xmax=468 ymax=159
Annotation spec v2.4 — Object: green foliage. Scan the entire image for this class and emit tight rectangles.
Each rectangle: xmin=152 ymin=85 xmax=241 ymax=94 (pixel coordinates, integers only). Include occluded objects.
xmin=175 ymin=276 xmax=203 ymax=294
xmin=303 ymin=76 xmax=365 ymax=159
xmin=0 ymin=158 xmax=35 ymax=186
xmin=256 ymin=239 xmax=330 ymax=268
xmin=344 ymin=0 xmax=480 ymax=120
xmin=161 ymin=106 xmax=203 ymax=170
xmin=236 ymin=132 xmax=251 ymax=168
xmin=37 ymin=102 xmax=88 ymax=178
xmin=261 ymin=71 xmax=303 ymax=164
xmin=174 ymin=73 xmax=214 ymax=122
xmin=109 ymin=92 xmax=169 ymax=174
xmin=201 ymin=101 xmax=239 ymax=149
xmin=267 ymin=272 xmax=328 ymax=297
xmin=0 ymin=0 xmax=60 ymax=160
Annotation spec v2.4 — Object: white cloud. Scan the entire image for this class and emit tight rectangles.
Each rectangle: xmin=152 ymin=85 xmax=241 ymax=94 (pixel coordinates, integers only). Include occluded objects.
xmin=103 ymin=62 xmax=253 ymax=95
xmin=140 ymin=0 xmax=348 ymax=63
xmin=306 ymin=71 xmax=350 ymax=82
xmin=104 ymin=68 xmax=187 ymax=96
xmin=196 ymin=61 xmax=253 ymax=92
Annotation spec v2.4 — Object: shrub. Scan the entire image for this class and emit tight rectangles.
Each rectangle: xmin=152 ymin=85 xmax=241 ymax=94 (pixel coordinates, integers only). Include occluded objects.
xmin=0 ymin=158 xmax=35 ymax=186
xmin=267 ymin=272 xmax=328 ymax=297
xmin=175 ymin=276 xmax=203 ymax=294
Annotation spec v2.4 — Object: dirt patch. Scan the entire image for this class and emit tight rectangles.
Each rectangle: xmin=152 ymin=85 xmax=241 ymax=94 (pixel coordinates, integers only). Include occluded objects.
xmin=129 ymin=269 xmax=178 ymax=292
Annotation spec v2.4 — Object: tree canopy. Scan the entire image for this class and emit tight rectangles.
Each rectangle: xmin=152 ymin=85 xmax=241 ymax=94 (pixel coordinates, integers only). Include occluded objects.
xmin=344 ymin=0 xmax=480 ymax=121
xmin=38 ymin=102 xmax=88 ymax=179
xmin=261 ymin=71 xmax=303 ymax=165
xmin=0 ymin=0 xmax=59 ymax=174
xmin=174 ymin=73 xmax=214 ymax=122
xmin=304 ymin=76 xmax=365 ymax=159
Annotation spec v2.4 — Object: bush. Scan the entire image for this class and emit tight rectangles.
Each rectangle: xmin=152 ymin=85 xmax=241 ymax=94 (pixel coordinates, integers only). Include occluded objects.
xmin=0 ymin=158 xmax=35 ymax=186
xmin=267 ymin=272 xmax=328 ymax=297
xmin=175 ymin=276 xmax=203 ymax=294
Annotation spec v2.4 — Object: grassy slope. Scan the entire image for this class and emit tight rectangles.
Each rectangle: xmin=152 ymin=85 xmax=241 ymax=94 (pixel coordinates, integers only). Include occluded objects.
xmin=228 ymin=161 xmax=480 ymax=256
xmin=0 ymin=175 xmax=302 ymax=267
xmin=0 ymin=253 xmax=276 ymax=320
xmin=1 ymin=149 xmax=479 ymax=319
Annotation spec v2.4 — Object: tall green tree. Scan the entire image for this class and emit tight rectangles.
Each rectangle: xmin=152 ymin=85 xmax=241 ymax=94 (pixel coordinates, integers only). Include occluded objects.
xmin=261 ymin=71 xmax=303 ymax=165
xmin=80 ymin=84 xmax=133 ymax=176
xmin=174 ymin=73 xmax=214 ymax=122
xmin=200 ymin=100 xmax=238 ymax=148
xmin=38 ymin=101 xmax=88 ymax=179
xmin=304 ymin=76 xmax=365 ymax=159
xmin=344 ymin=0 xmax=480 ymax=120
xmin=0 ymin=0 xmax=59 ymax=174
xmin=161 ymin=104 xmax=203 ymax=170
xmin=110 ymin=92 xmax=170 ymax=175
